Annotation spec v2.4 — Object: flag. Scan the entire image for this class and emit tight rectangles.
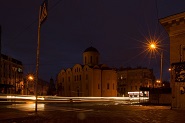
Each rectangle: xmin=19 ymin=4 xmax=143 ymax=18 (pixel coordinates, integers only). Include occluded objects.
xmin=39 ymin=0 xmax=48 ymax=25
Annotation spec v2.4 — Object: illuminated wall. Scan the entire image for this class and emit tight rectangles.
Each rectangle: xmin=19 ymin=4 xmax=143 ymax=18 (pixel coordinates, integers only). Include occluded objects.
xmin=56 ymin=47 xmax=117 ymax=97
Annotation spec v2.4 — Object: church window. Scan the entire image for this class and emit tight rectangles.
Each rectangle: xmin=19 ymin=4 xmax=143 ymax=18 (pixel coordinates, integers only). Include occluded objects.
xmin=86 ymin=84 xmax=88 ymax=89
xmin=86 ymin=74 xmax=88 ymax=80
xmin=90 ymin=56 xmax=92 ymax=63
xmin=107 ymin=83 xmax=109 ymax=89
xmin=79 ymin=75 xmax=81 ymax=80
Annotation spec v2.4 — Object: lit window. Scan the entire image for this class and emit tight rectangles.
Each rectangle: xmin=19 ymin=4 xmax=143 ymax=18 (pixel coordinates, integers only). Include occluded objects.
xmin=121 ymin=75 xmax=123 ymax=80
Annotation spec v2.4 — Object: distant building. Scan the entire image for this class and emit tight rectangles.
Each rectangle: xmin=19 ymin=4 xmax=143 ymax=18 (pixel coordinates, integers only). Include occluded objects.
xmin=117 ymin=67 xmax=155 ymax=97
xmin=37 ymin=79 xmax=49 ymax=96
xmin=0 ymin=54 xmax=23 ymax=94
xmin=47 ymin=77 xmax=56 ymax=95
xmin=56 ymin=47 xmax=117 ymax=97
xmin=25 ymin=77 xmax=49 ymax=96
xmin=160 ymin=12 xmax=185 ymax=108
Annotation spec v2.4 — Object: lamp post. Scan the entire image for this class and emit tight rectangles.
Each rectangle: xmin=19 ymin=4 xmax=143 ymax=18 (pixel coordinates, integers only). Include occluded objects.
xmin=149 ymin=42 xmax=163 ymax=86
xmin=27 ymin=75 xmax=34 ymax=95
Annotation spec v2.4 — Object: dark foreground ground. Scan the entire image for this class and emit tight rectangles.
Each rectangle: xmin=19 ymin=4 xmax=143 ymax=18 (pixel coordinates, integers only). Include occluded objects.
xmin=0 ymin=103 xmax=185 ymax=123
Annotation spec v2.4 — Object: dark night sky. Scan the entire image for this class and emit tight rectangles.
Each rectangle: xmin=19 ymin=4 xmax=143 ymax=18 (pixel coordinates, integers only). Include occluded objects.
xmin=1 ymin=0 xmax=185 ymax=82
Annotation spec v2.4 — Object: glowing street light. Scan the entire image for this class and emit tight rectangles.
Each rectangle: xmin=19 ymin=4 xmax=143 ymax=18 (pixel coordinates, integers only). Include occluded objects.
xmin=148 ymin=41 xmax=163 ymax=87
xmin=156 ymin=80 xmax=161 ymax=83
xmin=150 ymin=43 xmax=156 ymax=49
xmin=168 ymin=68 xmax=171 ymax=71
xmin=28 ymin=75 xmax=34 ymax=81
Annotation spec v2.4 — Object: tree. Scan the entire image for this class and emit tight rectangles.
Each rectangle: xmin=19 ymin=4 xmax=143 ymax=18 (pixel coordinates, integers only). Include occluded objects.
xmin=47 ymin=77 xmax=56 ymax=95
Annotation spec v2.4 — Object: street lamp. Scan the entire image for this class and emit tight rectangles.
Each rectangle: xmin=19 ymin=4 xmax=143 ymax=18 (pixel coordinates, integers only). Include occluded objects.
xmin=148 ymin=42 xmax=163 ymax=87
xmin=28 ymin=75 xmax=34 ymax=81
xmin=150 ymin=43 xmax=156 ymax=49
xmin=27 ymin=74 xmax=34 ymax=95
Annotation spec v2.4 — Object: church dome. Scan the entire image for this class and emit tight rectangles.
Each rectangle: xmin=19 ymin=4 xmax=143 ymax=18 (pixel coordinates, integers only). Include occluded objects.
xmin=84 ymin=46 xmax=99 ymax=54
xmin=83 ymin=46 xmax=100 ymax=66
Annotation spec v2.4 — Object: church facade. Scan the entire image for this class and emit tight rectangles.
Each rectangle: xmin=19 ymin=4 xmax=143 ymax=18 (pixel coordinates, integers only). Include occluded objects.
xmin=56 ymin=47 xmax=117 ymax=97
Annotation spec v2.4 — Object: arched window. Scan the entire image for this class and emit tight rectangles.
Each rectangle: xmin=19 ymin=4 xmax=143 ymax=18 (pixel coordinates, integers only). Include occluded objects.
xmin=107 ymin=83 xmax=109 ymax=89
xmin=90 ymin=56 xmax=92 ymax=63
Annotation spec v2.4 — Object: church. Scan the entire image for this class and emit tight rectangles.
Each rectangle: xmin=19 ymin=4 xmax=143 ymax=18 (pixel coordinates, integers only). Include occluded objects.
xmin=56 ymin=46 xmax=117 ymax=97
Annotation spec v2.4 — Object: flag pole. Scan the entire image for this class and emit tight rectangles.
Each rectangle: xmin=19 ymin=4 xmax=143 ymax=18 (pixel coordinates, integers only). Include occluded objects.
xmin=35 ymin=6 xmax=41 ymax=113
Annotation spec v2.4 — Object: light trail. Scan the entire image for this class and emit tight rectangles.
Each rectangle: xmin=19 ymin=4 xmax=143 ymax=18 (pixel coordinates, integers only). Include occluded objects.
xmin=0 ymin=94 xmax=148 ymax=104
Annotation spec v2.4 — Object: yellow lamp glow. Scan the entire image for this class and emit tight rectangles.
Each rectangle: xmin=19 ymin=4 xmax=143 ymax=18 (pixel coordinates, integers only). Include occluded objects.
xmin=28 ymin=75 xmax=34 ymax=81
xmin=150 ymin=43 xmax=156 ymax=49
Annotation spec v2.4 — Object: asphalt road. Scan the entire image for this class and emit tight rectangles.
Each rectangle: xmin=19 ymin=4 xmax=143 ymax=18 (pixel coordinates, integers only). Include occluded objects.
xmin=0 ymin=101 xmax=185 ymax=123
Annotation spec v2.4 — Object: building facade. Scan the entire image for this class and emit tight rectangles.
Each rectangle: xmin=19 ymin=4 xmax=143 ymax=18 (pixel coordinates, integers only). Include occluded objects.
xmin=117 ymin=67 xmax=155 ymax=97
xmin=0 ymin=54 xmax=23 ymax=94
xmin=160 ymin=12 xmax=185 ymax=108
xmin=56 ymin=47 xmax=117 ymax=97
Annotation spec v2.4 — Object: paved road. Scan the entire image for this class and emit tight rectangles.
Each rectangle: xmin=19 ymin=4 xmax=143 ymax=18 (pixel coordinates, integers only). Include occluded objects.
xmin=0 ymin=102 xmax=184 ymax=123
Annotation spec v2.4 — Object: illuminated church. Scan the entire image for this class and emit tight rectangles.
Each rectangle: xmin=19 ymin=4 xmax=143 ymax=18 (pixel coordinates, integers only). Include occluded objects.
xmin=56 ymin=46 xmax=117 ymax=97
